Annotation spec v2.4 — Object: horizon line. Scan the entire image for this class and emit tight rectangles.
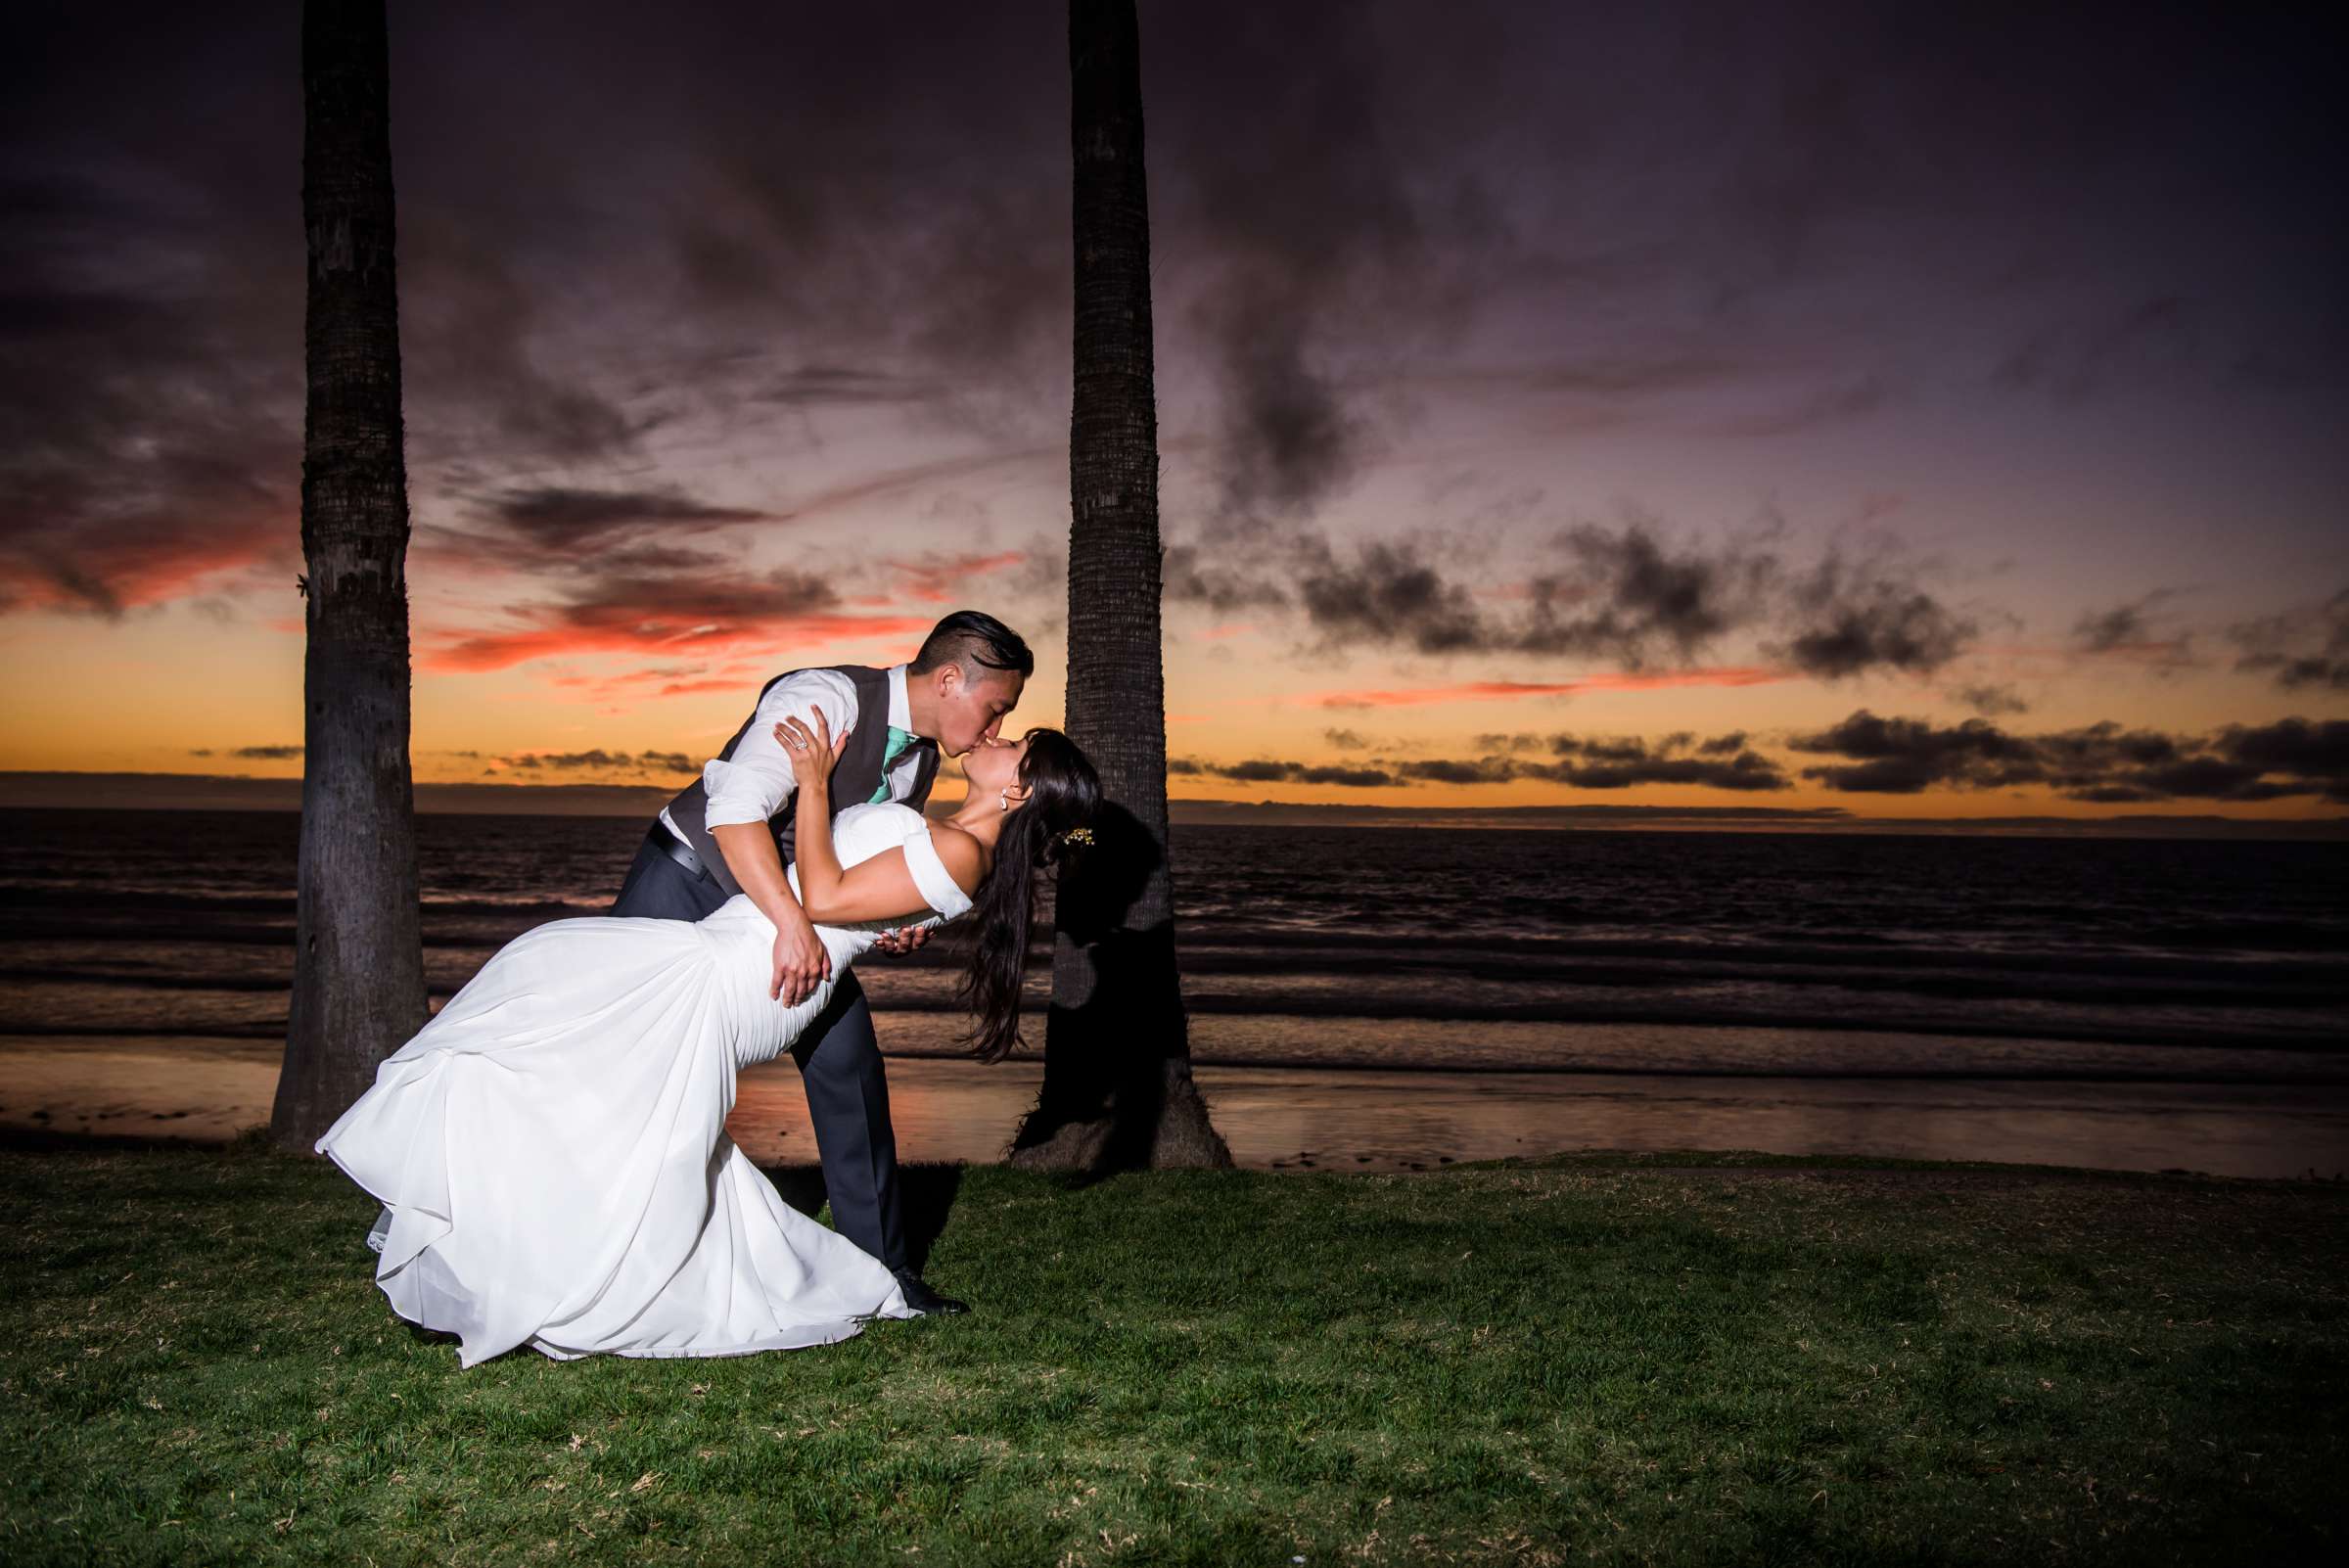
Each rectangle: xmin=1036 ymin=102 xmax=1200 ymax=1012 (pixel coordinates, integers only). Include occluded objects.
xmin=1 ymin=770 xmax=2342 ymax=839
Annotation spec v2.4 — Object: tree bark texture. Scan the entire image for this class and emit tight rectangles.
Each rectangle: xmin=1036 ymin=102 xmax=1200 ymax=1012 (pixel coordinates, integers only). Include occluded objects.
xmin=1012 ymin=0 xmax=1229 ymax=1171
xmin=271 ymin=0 xmax=427 ymax=1150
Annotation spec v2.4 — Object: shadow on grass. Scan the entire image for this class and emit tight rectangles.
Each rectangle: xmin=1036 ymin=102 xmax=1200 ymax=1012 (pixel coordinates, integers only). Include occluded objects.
xmin=760 ymin=1159 xmax=966 ymax=1275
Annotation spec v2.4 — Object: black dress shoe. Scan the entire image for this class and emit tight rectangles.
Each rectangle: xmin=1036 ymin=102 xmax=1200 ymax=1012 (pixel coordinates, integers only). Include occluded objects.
xmin=894 ymin=1270 xmax=969 ymax=1315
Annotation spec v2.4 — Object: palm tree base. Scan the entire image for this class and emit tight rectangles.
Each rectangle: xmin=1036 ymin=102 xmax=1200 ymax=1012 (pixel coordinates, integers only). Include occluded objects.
xmin=1008 ymin=1056 xmax=1232 ymax=1173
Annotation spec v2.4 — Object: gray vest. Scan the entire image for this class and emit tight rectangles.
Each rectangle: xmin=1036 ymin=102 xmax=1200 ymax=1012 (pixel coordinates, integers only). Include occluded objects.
xmin=664 ymin=665 xmax=940 ymax=899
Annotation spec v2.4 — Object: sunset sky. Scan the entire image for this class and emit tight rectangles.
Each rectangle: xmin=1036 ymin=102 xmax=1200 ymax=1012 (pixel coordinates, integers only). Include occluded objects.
xmin=4 ymin=0 xmax=2344 ymax=823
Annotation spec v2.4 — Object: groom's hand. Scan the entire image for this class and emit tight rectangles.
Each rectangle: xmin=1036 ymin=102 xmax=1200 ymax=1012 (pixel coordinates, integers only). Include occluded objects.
xmin=771 ymin=907 xmax=832 ymax=1005
xmin=870 ymin=926 xmax=931 ymax=956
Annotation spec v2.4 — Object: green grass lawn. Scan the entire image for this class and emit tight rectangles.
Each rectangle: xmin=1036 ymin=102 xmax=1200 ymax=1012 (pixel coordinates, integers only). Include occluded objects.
xmin=1 ymin=1141 xmax=2342 ymax=1566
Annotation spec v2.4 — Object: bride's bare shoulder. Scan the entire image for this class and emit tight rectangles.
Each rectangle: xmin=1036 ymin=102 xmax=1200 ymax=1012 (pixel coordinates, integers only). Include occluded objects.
xmin=927 ymin=821 xmax=987 ymax=895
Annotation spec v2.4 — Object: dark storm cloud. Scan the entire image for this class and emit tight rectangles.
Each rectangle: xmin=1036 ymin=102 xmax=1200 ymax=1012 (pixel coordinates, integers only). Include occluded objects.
xmin=415 ymin=518 xmax=743 ymax=582
xmin=424 ymin=563 xmax=936 ymax=673
xmin=1768 ymin=550 xmax=1978 ymax=679
xmin=1194 ymin=726 xmax=1788 ymax=792
xmin=1538 ymin=751 xmax=1790 ymax=792
xmin=1516 ymin=522 xmax=1780 ymax=667
xmin=1786 ymin=713 xmax=2043 ymax=794
xmin=500 ymin=750 xmax=633 ymax=771
xmin=413 ymin=472 xmax=979 ymax=669
xmin=2071 ymin=588 xmax=2189 ymax=658
xmin=1211 ymin=309 xmax=1369 ymax=520
xmin=1207 ymin=512 xmax=1985 ymax=680
xmin=1394 ymin=757 xmax=1519 ymax=786
xmin=1184 ymin=758 xmax=1397 ymax=788
xmin=1790 ymin=711 xmax=2349 ymax=802
xmin=1156 ymin=10 xmax=1509 ymax=522
xmin=1294 ymin=538 xmax=1487 ymax=656
xmin=1389 ymin=736 xmax=1790 ymax=793
xmin=483 ymin=559 xmax=831 ymax=636
xmin=449 ymin=465 xmax=1049 ymax=665
xmin=483 ymin=486 xmax=772 ymax=546
xmin=1534 ymin=729 xmax=1789 ymax=791
xmin=494 ymin=749 xmax=699 ymax=774
xmin=2229 ymin=587 xmax=2349 ymax=692
xmin=1952 ymin=682 xmax=2030 ymax=717
xmin=1161 ymin=542 xmax=1290 ymax=615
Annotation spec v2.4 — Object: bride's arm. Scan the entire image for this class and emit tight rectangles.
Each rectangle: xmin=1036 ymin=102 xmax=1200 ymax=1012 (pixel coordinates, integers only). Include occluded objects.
xmin=778 ymin=714 xmax=981 ymax=926
xmin=798 ymin=848 xmax=927 ymax=926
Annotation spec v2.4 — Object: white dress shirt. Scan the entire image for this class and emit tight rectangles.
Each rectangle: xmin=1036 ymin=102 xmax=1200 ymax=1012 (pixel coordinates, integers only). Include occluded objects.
xmin=662 ymin=665 xmax=920 ymax=847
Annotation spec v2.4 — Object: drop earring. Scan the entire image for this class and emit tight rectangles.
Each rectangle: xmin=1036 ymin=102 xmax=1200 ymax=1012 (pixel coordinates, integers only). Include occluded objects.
xmin=998 ymin=790 xmax=1010 ymax=811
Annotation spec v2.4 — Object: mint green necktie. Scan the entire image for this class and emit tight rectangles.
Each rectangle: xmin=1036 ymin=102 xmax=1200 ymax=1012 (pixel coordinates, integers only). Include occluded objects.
xmin=870 ymin=726 xmax=916 ymax=804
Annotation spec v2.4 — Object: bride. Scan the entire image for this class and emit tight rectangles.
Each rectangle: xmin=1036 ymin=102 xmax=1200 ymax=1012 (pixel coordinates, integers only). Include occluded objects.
xmin=316 ymin=710 xmax=1100 ymax=1367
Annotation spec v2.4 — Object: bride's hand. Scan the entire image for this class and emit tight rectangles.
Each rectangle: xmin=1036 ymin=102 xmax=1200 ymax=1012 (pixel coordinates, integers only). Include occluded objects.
xmin=776 ymin=710 xmax=850 ymax=787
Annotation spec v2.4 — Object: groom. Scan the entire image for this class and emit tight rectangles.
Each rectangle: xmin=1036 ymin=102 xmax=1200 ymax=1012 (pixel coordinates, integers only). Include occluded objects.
xmin=610 ymin=609 xmax=1034 ymax=1315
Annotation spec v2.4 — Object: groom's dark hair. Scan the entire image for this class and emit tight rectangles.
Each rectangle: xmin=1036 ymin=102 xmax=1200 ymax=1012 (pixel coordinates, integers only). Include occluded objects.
xmin=911 ymin=610 xmax=1034 ymax=682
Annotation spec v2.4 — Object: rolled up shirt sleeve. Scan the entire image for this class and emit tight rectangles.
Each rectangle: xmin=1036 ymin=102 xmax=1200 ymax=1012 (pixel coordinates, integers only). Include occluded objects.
xmin=701 ymin=669 xmax=860 ymax=831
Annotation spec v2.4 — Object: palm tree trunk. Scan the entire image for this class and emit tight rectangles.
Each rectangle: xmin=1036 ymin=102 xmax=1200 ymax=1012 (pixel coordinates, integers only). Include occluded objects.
xmin=271 ymin=0 xmax=427 ymax=1150
xmin=1011 ymin=0 xmax=1229 ymax=1171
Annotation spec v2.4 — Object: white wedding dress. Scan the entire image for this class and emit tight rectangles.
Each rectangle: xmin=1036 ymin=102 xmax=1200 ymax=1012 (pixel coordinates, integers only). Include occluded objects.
xmin=316 ymin=803 xmax=972 ymax=1368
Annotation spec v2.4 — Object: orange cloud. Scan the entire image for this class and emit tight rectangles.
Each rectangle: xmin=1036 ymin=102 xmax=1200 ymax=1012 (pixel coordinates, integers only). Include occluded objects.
xmin=653 ymin=677 xmax=752 ymax=696
xmin=0 ymin=504 xmax=292 ymax=618
xmin=1307 ymin=666 xmax=1788 ymax=709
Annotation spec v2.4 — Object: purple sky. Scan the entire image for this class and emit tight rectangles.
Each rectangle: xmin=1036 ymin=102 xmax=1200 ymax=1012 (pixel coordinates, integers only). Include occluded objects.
xmin=3 ymin=1 xmax=2344 ymax=819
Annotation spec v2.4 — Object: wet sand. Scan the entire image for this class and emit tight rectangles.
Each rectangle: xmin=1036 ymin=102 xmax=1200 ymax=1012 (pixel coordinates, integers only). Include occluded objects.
xmin=4 ymin=1033 xmax=2344 ymax=1178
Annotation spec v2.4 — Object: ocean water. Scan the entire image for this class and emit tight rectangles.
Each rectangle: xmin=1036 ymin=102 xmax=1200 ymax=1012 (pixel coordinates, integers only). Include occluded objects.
xmin=2 ymin=808 xmax=2345 ymax=1080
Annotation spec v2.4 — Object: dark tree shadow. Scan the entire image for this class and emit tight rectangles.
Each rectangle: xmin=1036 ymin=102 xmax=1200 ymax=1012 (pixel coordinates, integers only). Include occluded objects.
xmin=758 ymin=1159 xmax=965 ymax=1275
xmin=763 ymin=1162 xmax=830 ymax=1218
xmin=1010 ymin=802 xmax=1228 ymax=1177
xmin=897 ymin=1162 xmax=965 ymax=1275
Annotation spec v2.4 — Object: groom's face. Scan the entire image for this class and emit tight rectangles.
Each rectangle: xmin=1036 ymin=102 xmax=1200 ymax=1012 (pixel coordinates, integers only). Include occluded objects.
xmin=936 ymin=667 xmax=1025 ymax=757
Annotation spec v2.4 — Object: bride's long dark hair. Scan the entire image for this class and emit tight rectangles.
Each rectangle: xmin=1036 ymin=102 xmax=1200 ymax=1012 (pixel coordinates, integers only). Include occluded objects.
xmin=958 ymin=727 xmax=1100 ymax=1064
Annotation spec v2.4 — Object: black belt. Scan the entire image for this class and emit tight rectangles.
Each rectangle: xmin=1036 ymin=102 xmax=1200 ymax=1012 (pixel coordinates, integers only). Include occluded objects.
xmin=647 ymin=822 xmax=713 ymax=882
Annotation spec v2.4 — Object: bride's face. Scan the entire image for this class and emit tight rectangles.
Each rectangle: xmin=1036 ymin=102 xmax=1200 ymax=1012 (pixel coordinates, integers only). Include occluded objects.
xmin=962 ymin=731 xmax=1032 ymax=800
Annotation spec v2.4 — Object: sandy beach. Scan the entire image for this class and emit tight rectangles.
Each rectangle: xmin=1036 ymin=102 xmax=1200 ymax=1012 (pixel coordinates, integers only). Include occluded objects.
xmin=5 ymin=1029 xmax=2344 ymax=1179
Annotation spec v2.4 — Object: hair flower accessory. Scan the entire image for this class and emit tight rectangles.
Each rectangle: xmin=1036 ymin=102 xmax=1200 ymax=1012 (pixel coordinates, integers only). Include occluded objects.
xmin=1058 ymin=825 xmax=1096 ymax=849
